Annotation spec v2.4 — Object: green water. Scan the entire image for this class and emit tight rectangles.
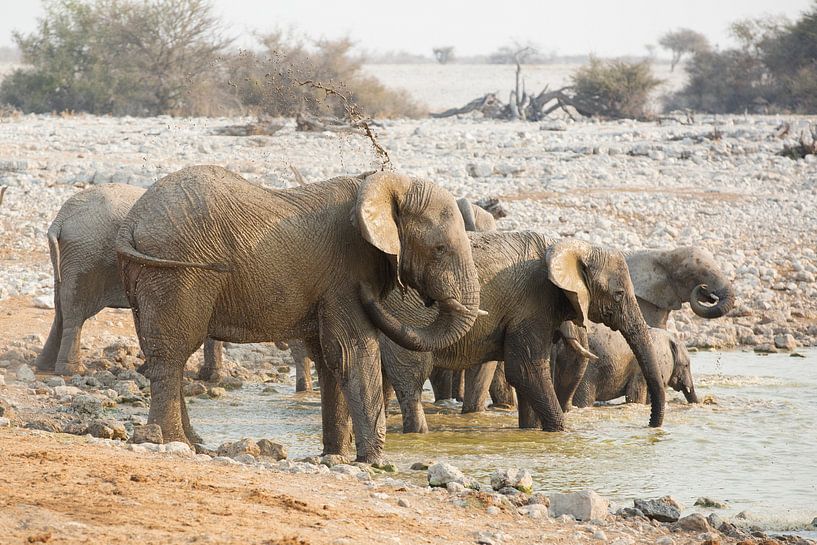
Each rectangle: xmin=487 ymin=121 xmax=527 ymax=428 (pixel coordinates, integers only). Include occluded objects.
xmin=189 ymin=349 xmax=817 ymax=532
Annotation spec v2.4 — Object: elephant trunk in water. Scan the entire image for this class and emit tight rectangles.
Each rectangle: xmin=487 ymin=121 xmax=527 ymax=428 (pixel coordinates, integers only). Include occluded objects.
xmin=689 ymin=284 xmax=735 ymax=319
xmin=620 ymin=315 xmax=665 ymax=427
xmin=360 ymin=278 xmax=481 ymax=352
xmin=682 ymin=384 xmax=699 ymax=403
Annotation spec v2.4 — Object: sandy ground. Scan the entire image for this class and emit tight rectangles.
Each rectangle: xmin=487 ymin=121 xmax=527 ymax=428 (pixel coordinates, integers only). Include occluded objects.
xmin=0 ymin=427 xmax=750 ymax=545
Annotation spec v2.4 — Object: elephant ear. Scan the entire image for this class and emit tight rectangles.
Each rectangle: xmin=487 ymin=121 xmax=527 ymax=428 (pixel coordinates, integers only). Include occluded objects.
xmin=546 ymin=240 xmax=591 ymax=327
xmin=626 ymin=251 xmax=682 ymax=311
xmin=355 ymin=171 xmax=410 ymax=286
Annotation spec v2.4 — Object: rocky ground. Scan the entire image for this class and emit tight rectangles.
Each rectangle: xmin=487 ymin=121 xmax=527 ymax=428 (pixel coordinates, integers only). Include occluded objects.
xmin=0 ymin=111 xmax=816 ymax=544
xmin=0 ymin=426 xmax=811 ymax=545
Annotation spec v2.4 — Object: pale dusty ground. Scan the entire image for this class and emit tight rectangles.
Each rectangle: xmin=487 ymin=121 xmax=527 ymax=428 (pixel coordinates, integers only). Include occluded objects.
xmin=0 ymin=428 xmax=747 ymax=545
xmin=361 ymin=62 xmax=687 ymax=111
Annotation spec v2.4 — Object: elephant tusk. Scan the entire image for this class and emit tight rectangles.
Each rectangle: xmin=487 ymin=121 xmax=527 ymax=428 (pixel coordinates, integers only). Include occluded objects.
xmin=477 ymin=309 xmax=489 ymax=317
xmin=438 ymin=298 xmax=485 ymax=317
xmin=565 ymin=338 xmax=599 ymax=361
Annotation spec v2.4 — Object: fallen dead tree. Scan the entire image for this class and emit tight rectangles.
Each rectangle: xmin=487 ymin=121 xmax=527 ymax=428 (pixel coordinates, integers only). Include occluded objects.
xmin=213 ymin=118 xmax=284 ymax=136
xmin=431 ymin=86 xmax=594 ymax=121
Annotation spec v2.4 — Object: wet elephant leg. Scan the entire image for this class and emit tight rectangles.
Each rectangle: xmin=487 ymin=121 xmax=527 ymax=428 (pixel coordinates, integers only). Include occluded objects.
xmin=180 ymin=379 xmax=204 ymax=444
xmin=54 ymin=317 xmax=86 ymax=376
xmin=489 ymin=361 xmax=516 ymax=408
xmin=313 ymin=344 xmax=353 ymax=458
xmin=462 ymin=361 xmax=497 ymax=413
xmin=452 ymin=369 xmax=465 ymax=401
xmin=381 ymin=341 xmax=433 ymax=433
xmin=516 ymin=393 xmax=542 ymax=428
xmin=144 ymin=352 xmax=189 ymax=444
xmin=504 ymin=332 xmax=563 ymax=431
xmin=198 ymin=338 xmax=223 ymax=382
xmin=429 ymin=368 xmax=453 ymax=401
xmin=291 ymin=341 xmax=314 ymax=392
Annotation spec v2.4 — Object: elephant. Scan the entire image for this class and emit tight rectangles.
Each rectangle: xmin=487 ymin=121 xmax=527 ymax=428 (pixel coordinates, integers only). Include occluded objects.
xmin=372 ymin=231 xmax=666 ymax=434
xmin=33 ymin=184 xmax=316 ymax=390
xmin=554 ymin=325 xmax=697 ymax=407
xmin=465 ymin=245 xmax=735 ymax=417
xmin=115 ymin=166 xmax=482 ymax=462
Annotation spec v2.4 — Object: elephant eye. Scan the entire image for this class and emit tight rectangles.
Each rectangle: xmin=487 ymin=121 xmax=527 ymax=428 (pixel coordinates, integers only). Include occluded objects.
xmin=613 ymin=289 xmax=625 ymax=302
xmin=434 ymin=244 xmax=448 ymax=256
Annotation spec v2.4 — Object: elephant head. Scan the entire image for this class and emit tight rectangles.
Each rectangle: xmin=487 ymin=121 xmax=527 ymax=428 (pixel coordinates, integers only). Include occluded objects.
xmin=664 ymin=333 xmax=698 ymax=403
xmin=547 ymin=240 xmax=666 ymax=427
xmin=357 ymin=172 xmax=481 ymax=352
xmin=626 ymin=247 xmax=735 ymax=326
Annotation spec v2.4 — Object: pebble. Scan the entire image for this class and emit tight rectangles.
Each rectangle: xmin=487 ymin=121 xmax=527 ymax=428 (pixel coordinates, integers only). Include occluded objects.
xmin=427 ymin=462 xmax=466 ymax=487
xmin=130 ymin=424 xmax=163 ymax=444
xmin=71 ymin=394 xmax=103 ymax=416
xmin=164 ymin=442 xmax=193 ymax=456
xmin=397 ymin=498 xmax=411 ymax=508
xmin=518 ymin=504 xmax=549 ymax=519
xmin=16 ymin=365 xmax=36 ymax=383
xmin=490 ymin=467 xmax=533 ymax=494
xmin=0 ymin=417 xmax=10 ymax=427
xmin=633 ymin=498 xmax=680 ymax=523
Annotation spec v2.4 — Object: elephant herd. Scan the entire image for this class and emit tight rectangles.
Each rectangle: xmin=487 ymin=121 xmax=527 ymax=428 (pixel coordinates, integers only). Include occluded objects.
xmin=33 ymin=166 xmax=734 ymax=463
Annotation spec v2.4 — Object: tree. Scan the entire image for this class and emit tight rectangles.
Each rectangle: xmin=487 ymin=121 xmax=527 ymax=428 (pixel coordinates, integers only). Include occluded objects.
xmin=658 ymin=29 xmax=710 ymax=71
xmin=571 ymin=57 xmax=662 ymax=119
xmin=432 ymin=46 xmax=454 ymax=64
xmin=0 ymin=0 xmax=230 ymax=115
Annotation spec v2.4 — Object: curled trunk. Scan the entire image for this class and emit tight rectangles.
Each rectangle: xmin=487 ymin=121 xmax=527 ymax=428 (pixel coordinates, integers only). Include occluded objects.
xmin=689 ymin=284 xmax=735 ymax=319
xmin=360 ymin=284 xmax=480 ymax=352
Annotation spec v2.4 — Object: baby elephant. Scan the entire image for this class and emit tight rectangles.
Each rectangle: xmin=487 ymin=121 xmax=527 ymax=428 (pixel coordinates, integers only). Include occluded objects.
xmin=560 ymin=325 xmax=698 ymax=407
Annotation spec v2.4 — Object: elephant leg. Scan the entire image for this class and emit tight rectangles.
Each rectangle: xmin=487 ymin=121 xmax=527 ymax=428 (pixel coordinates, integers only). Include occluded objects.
xmin=551 ymin=328 xmax=591 ymax=412
xmin=35 ymin=292 xmax=63 ymax=372
xmin=516 ymin=393 xmax=542 ymax=428
xmin=144 ymin=353 xmax=188 ymax=444
xmin=179 ymin=379 xmax=203 ymax=444
xmin=504 ymin=332 xmax=564 ymax=432
xmin=395 ymin=387 xmax=428 ymax=433
xmin=452 ymin=369 xmax=465 ymax=401
xmin=571 ymin=377 xmax=596 ymax=408
xmin=429 ymin=368 xmax=453 ymax=401
xmin=198 ymin=338 xmax=223 ymax=382
xmin=489 ymin=361 xmax=517 ymax=408
xmin=291 ymin=342 xmax=314 ymax=392
xmin=462 ymin=361 xmax=497 ymax=414
xmin=312 ymin=340 xmax=354 ymax=459
xmin=381 ymin=341 xmax=433 ymax=434
xmin=54 ymin=317 xmax=86 ymax=376
xmin=625 ymin=376 xmax=648 ymax=404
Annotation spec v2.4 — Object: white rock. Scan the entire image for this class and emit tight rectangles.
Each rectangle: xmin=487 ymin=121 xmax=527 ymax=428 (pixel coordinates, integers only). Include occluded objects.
xmin=549 ymin=490 xmax=608 ymax=521
xmin=428 ymin=462 xmax=466 ymax=487
xmin=518 ymin=504 xmax=550 ymax=519
xmin=490 ymin=468 xmax=533 ymax=493
xmin=16 ymin=365 xmax=36 ymax=383
xmin=54 ymin=385 xmax=82 ymax=397
xmin=164 ymin=441 xmax=193 ymax=456
xmin=0 ymin=417 xmax=10 ymax=427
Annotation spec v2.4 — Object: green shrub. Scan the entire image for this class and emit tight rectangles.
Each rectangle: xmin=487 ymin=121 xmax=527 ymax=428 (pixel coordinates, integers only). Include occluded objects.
xmin=570 ymin=58 xmax=661 ymax=119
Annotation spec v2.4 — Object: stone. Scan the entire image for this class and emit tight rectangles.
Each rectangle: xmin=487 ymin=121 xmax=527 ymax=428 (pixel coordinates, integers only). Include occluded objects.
xmin=397 ymin=498 xmax=411 ymax=508
xmin=466 ymin=162 xmax=493 ymax=178
xmin=217 ymin=438 xmax=261 ymax=459
xmin=33 ymin=296 xmax=54 ymax=309
xmin=633 ymin=498 xmax=680 ymax=523
xmin=130 ymin=424 xmax=163 ymax=444
xmin=774 ymin=333 xmax=797 ymax=351
xmin=235 ymin=453 xmax=257 ymax=464
xmin=113 ymin=380 xmax=142 ymax=398
xmin=93 ymin=370 xmax=117 ymax=388
xmin=410 ymin=462 xmax=430 ymax=470
xmin=0 ymin=375 xmax=4 ymax=387
xmin=44 ymin=376 xmax=65 ymax=387
xmin=490 ymin=468 xmax=533 ymax=493
xmin=24 ymin=415 xmax=62 ymax=433
xmin=486 ymin=506 xmax=500 ymax=515
xmin=0 ymin=417 xmax=10 ymax=427
xmin=672 ymin=513 xmax=711 ymax=533
xmin=655 ymin=537 xmax=674 ymax=545
xmin=695 ymin=497 xmax=727 ymax=509
xmin=446 ymin=482 xmax=466 ymax=494
xmin=219 ymin=376 xmax=243 ymax=390
xmin=208 ymin=387 xmax=226 ymax=399
xmin=518 ymin=504 xmax=549 ymax=519
xmin=256 ymin=439 xmax=287 ymax=460
xmin=320 ymin=454 xmax=350 ymax=467
xmin=706 ymin=513 xmax=723 ymax=529
xmin=62 ymin=421 xmax=88 ymax=435
xmin=72 ymin=394 xmax=103 ymax=416
xmin=183 ymin=381 xmax=207 ymax=397
xmin=16 ymin=365 xmax=36 ymax=383
xmin=53 ymin=385 xmax=82 ymax=397
xmin=0 ymin=398 xmax=15 ymax=419
xmin=427 ymin=462 xmax=466 ymax=487
xmin=88 ymin=419 xmax=128 ymax=441
xmin=528 ymin=492 xmax=550 ymax=506
xmin=549 ymin=490 xmax=608 ymax=521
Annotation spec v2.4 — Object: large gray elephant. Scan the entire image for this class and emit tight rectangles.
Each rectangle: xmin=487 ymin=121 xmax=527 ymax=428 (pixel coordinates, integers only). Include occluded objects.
xmin=555 ymin=325 xmax=697 ymax=407
xmin=466 ymin=245 xmax=735 ymax=417
xmin=115 ymin=166 xmax=481 ymax=462
xmin=34 ymin=184 xmax=316 ymax=390
xmin=373 ymin=232 xmax=666 ymax=434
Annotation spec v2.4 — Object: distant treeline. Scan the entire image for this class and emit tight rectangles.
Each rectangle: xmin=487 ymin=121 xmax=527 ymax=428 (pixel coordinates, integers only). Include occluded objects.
xmin=1 ymin=0 xmax=815 ymax=117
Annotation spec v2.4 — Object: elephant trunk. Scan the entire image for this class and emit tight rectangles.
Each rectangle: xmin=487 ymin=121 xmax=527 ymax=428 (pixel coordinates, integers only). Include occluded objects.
xmin=682 ymin=383 xmax=699 ymax=404
xmin=361 ymin=282 xmax=481 ymax=352
xmin=689 ymin=284 xmax=735 ymax=319
xmin=620 ymin=317 xmax=665 ymax=427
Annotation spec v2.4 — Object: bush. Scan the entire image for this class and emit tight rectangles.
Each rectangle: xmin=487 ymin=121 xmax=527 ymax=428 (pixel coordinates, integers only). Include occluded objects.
xmin=570 ymin=58 xmax=661 ymax=119
xmin=223 ymin=33 xmax=424 ymax=119
xmin=0 ymin=0 xmax=229 ymax=115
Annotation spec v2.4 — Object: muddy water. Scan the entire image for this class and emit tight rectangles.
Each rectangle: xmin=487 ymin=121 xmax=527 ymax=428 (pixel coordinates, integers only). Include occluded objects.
xmin=190 ymin=349 xmax=817 ymax=532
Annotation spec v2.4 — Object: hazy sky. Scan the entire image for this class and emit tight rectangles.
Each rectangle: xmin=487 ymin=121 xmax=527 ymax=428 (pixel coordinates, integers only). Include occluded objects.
xmin=0 ymin=0 xmax=813 ymax=56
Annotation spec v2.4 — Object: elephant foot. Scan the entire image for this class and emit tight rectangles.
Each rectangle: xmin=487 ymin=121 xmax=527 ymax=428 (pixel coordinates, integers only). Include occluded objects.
xmin=55 ymin=360 xmax=86 ymax=376
xmin=355 ymin=453 xmax=385 ymax=465
xmin=198 ymin=369 xmax=227 ymax=384
xmin=34 ymin=354 xmax=57 ymax=372
xmin=488 ymin=403 xmax=515 ymax=411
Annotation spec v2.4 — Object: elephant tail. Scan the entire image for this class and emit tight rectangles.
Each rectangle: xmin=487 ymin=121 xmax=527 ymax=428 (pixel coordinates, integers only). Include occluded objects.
xmin=116 ymin=231 xmax=232 ymax=273
xmin=46 ymin=222 xmax=62 ymax=284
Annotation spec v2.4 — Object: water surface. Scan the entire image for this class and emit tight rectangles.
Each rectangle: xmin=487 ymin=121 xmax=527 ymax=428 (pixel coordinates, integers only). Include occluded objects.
xmin=190 ymin=349 xmax=817 ymax=531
